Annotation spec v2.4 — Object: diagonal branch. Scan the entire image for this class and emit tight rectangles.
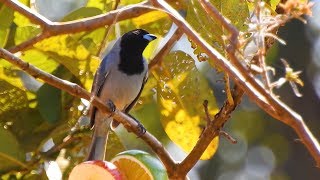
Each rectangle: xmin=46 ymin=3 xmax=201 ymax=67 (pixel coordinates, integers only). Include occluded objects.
xmin=151 ymin=0 xmax=278 ymax=120
xmin=1 ymin=0 xmax=52 ymax=26
xmin=0 ymin=48 xmax=176 ymax=174
xmin=177 ymin=85 xmax=244 ymax=177
xmin=151 ymin=0 xmax=320 ymax=168
xmin=0 ymin=0 xmax=153 ymax=53
xmin=149 ymin=28 xmax=183 ymax=70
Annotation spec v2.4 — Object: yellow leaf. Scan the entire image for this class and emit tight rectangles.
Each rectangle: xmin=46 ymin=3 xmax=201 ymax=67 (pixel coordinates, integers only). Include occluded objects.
xmin=132 ymin=11 xmax=168 ymax=26
xmin=35 ymin=35 xmax=90 ymax=60
xmin=155 ymin=51 xmax=219 ymax=160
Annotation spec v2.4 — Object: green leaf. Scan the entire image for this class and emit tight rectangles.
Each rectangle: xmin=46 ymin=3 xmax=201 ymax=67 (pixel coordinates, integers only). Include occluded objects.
xmin=21 ymin=49 xmax=59 ymax=73
xmin=62 ymin=7 xmax=102 ymax=21
xmin=155 ymin=51 xmax=219 ymax=160
xmin=35 ymin=35 xmax=90 ymax=61
xmin=186 ymin=0 xmax=249 ymax=59
xmin=0 ymin=28 xmax=9 ymax=48
xmin=0 ymin=128 xmax=26 ymax=173
xmin=267 ymin=0 xmax=281 ymax=11
xmin=14 ymin=26 xmax=41 ymax=45
xmin=0 ymin=80 xmax=28 ymax=115
xmin=105 ymin=131 xmax=126 ymax=161
xmin=14 ymin=12 xmax=32 ymax=27
xmin=0 ymin=4 xmax=14 ymax=28
xmin=0 ymin=4 xmax=14 ymax=48
xmin=86 ymin=0 xmax=114 ymax=11
xmin=37 ymin=83 xmax=62 ymax=124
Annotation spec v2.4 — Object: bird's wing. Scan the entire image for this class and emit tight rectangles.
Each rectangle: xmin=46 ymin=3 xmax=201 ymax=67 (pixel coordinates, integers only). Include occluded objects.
xmin=124 ymin=71 xmax=148 ymax=113
xmin=89 ymin=53 xmax=115 ymax=127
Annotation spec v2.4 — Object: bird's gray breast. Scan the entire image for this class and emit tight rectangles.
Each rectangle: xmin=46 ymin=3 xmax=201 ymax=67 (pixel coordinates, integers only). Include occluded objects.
xmin=98 ymin=63 xmax=146 ymax=111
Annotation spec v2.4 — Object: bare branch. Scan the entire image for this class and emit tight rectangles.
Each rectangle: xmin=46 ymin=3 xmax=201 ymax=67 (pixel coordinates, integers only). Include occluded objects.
xmin=151 ymin=0 xmax=320 ymax=169
xmin=151 ymin=0 xmax=278 ymax=119
xmin=219 ymin=131 xmax=237 ymax=144
xmin=1 ymin=0 xmax=153 ymax=53
xmin=176 ymin=85 xmax=244 ymax=177
xmin=1 ymin=0 xmax=52 ymax=26
xmin=0 ymin=48 xmax=176 ymax=174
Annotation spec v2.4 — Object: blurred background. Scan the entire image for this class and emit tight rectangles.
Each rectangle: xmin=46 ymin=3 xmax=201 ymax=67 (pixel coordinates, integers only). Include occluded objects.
xmin=0 ymin=0 xmax=319 ymax=179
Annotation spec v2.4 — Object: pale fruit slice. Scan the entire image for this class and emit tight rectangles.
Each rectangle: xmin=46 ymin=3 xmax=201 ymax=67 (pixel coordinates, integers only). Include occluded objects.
xmin=69 ymin=161 xmax=123 ymax=180
xmin=111 ymin=150 xmax=168 ymax=180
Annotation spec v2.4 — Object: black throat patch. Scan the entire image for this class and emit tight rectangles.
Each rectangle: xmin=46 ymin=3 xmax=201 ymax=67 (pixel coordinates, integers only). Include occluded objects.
xmin=118 ymin=48 xmax=145 ymax=75
xmin=118 ymin=33 xmax=149 ymax=75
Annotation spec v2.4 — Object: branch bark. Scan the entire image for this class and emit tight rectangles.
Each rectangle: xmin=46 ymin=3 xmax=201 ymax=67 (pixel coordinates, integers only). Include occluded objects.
xmin=0 ymin=48 xmax=176 ymax=175
xmin=1 ymin=0 xmax=319 ymax=178
xmin=0 ymin=0 xmax=153 ymax=53
xmin=151 ymin=0 xmax=320 ymax=168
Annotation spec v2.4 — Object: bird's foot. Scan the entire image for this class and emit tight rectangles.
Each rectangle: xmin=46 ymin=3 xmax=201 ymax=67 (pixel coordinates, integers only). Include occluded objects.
xmin=135 ymin=120 xmax=146 ymax=137
xmin=127 ymin=114 xmax=146 ymax=137
xmin=107 ymin=99 xmax=116 ymax=113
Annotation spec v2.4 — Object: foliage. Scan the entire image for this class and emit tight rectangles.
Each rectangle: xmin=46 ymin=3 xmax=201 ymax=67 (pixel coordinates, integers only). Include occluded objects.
xmin=0 ymin=0 xmax=316 ymax=179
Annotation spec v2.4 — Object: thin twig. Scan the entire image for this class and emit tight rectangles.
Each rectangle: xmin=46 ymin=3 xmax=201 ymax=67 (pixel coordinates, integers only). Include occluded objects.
xmin=149 ymin=28 xmax=183 ymax=70
xmin=202 ymin=100 xmax=211 ymax=125
xmin=177 ymin=85 xmax=244 ymax=177
xmin=219 ymin=131 xmax=237 ymax=144
xmin=96 ymin=0 xmax=121 ymax=57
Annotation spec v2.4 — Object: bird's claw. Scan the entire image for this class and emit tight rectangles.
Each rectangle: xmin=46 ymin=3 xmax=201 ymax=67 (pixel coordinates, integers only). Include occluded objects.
xmin=128 ymin=114 xmax=146 ymax=137
xmin=136 ymin=121 xmax=146 ymax=137
xmin=107 ymin=99 xmax=116 ymax=113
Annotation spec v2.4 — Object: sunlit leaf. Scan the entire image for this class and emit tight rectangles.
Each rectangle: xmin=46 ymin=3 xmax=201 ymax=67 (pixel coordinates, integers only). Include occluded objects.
xmin=132 ymin=11 xmax=168 ymax=26
xmin=14 ymin=26 xmax=41 ymax=45
xmin=0 ymin=4 xmax=14 ymax=28
xmin=62 ymin=7 xmax=102 ymax=21
xmin=86 ymin=0 xmax=114 ymax=11
xmin=154 ymin=51 xmax=219 ymax=160
xmin=186 ymin=0 xmax=249 ymax=65
xmin=218 ymin=0 xmax=249 ymax=30
xmin=20 ymin=49 xmax=59 ymax=73
xmin=35 ymin=35 xmax=90 ymax=60
xmin=13 ymin=11 xmax=32 ymax=27
xmin=119 ymin=0 xmax=144 ymax=6
xmin=0 ymin=28 xmax=9 ymax=48
xmin=267 ymin=0 xmax=281 ymax=11
xmin=0 ymin=4 xmax=14 ymax=48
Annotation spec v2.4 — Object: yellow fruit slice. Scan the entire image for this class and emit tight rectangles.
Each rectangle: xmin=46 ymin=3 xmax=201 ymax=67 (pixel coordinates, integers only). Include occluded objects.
xmin=111 ymin=150 xmax=168 ymax=180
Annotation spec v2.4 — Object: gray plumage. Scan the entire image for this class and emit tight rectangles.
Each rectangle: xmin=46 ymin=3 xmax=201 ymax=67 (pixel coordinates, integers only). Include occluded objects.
xmin=87 ymin=29 xmax=156 ymax=160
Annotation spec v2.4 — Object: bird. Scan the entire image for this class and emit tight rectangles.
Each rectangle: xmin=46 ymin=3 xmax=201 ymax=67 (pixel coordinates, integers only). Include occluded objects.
xmin=86 ymin=29 xmax=157 ymax=161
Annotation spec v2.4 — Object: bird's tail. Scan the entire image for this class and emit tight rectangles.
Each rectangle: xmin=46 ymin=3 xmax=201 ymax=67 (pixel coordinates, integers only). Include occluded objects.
xmin=86 ymin=117 xmax=112 ymax=161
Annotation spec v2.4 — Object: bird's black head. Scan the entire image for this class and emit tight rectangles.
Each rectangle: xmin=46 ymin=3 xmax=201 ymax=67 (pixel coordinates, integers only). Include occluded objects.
xmin=120 ymin=29 xmax=157 ymax=55
xmin=118 ymin=29 xmax=157 ymax=75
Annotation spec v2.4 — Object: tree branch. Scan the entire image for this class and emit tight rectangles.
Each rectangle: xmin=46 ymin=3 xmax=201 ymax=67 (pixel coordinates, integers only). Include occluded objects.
xmin=177 ymin=85 xmax=244 ymax=177
xmin=151 ymin=0 xmax=320 ymax=168
xmin=0 ymin=0 xmax=153 ymax=53
xmin=149 ymin=28 xmax=183 ymax=70
xmin=1 ymin=0 xmax=319 ymax=178
xmin=1 ymin=0 xmax=52 ymax=26
xmin=0 ymin=48 xmax=176 ymax=174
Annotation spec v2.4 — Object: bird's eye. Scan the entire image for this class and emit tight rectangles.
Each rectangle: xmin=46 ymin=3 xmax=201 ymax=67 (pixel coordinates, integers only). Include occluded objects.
xmin=132 ymin=30 xmax=141 ymax=35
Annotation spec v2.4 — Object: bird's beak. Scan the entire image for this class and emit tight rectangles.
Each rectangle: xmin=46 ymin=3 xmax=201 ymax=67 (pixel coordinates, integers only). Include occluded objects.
xmin=143 ymin=34 xmax=157 ymax=42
